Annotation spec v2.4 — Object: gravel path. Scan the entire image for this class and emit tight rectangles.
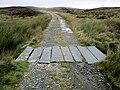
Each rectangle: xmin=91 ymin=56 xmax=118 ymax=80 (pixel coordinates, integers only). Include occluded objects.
xmin=39 ymin=13 xmax=79 ymax=47
xmin=18 ymin=13 xmax=112 ymax=90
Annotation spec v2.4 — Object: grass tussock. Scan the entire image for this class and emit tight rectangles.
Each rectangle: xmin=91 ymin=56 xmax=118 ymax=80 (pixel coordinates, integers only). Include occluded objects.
xmin=95 ymin=45 xmax=120 ymax=89
xmin=0 ymin=13 xmax=51 ymax=89
xmin=59 ymin=13 xmax=120 ymax=53
xmin=0 ymin=14 xmax=51 ymax=52
xmin=0 ymin=61 xmax=28 ymax=90
xmin=59 ymin=12 xmax=120 ymax=89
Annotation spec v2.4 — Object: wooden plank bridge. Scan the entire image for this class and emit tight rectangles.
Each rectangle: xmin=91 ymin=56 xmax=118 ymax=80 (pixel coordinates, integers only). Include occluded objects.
xmin=16 ymin=46 xmax=106 ymax=64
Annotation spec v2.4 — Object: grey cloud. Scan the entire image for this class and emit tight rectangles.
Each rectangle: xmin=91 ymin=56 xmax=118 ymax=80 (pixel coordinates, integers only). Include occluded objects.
xmin=0 ymin=0 xmax=120 ymax=9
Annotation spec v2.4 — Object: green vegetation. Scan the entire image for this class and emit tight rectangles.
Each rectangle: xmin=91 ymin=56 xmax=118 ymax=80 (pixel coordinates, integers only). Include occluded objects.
xmin=59 ymin=11 xmax=120 ymax=89
xmin=60 ymin=73 xmax=67 ymax=78
xmin=95 ymin=45 xmax=120 ymax=89
xmin=0 ymin=14 xmax=51 ymax=52
xmin=60 ymin=7 xmax=120 ymax=19
xmin=61 ymin=63 xmax=69 ymax=68
xmin=0 ymin=61 xmax=28 ymax=90
xmin=54 ymin=28 xmax=65 ymax=46
xmin=48 ymin=64 xmax=74 ymax=90
xmin=59 ymin=13 xmax=119 ymax=53
xmin=0 ymin=11 xmax=51 ymax=89
xmin=50 ymin=72 xmax=58 ymax=81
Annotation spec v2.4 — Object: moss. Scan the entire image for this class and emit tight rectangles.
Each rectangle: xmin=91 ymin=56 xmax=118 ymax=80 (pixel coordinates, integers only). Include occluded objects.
xmin=60 ymin=73 xmax=67 ymax=78
xmin=60 ymin=83 xmax=66 ymax=88
xmin=61 ymin=63 xmax=69 ymax=68
xmin=50 ymin=72 xmax=58 ymax=81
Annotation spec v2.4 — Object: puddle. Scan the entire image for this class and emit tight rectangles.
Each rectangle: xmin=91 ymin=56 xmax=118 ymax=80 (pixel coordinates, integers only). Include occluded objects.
xmin=60 ymin=19 xmax=73 ymax=33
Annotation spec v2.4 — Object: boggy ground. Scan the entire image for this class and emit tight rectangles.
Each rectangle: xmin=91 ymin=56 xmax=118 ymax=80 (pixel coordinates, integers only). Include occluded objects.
xmin=18 ymin=13 xmax=112 ymax=90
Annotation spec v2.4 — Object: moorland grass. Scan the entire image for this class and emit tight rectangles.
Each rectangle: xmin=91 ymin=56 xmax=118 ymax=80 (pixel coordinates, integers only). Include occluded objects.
xmin=0 ymin=61 xmax=28 ymax=90
xmin=95 ymin=45 xmax=120 ymax=89
xmin=0 ymin=14 xmax=51 ymax=52
xmin=59 ymin=12 xmax=120 ymax=89
xmin=0 ymin=13 xmax=51 ymax=89
xmin=59 ymin=13 xmax=120 ymax=53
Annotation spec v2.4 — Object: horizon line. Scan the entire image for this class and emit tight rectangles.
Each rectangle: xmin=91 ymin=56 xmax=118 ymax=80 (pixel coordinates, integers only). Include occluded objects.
xmin=0 ymin=5 xmax=120 ymax=9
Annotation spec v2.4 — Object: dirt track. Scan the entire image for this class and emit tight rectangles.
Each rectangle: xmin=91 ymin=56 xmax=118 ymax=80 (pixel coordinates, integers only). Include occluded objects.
xmin=18 ymin=13 xmax=112 ymax=90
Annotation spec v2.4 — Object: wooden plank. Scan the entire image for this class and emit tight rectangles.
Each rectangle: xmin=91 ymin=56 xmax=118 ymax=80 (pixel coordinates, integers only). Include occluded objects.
xmin=51 ymin=46 xmax=64 ymax=62
xmin=87 ymin=46 xmax=106 ymax=60
xmin=69 ymin=46 xmax=82 ymax=62
xmin=16 ymin=46 xmax=33 ymax=61
xmin=39 ymin=47 xmax=51 ymax=63
xmin=61 ymin=47 xmax=74 ymax=62
xmin=77 ymin=46 xmax=97 ymax=64
xmin=28 ymin=47 xmax=43 ymax=62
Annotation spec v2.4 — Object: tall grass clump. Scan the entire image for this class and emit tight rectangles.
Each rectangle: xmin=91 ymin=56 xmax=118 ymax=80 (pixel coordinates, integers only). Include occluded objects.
xmin=59 ymin=12 xmax=120 ymax=89
xmin=0 ymin=61 xmax=28 ymax=90
xmin=0 ymin=13 xmax=51 ymax=89
xmin=95 ymin=45 xmax=120 ymax=89
xmin=0 ymin=14 xmax=51 ymax=53
xmin=59 ymin=13 xmax=120 ymax=53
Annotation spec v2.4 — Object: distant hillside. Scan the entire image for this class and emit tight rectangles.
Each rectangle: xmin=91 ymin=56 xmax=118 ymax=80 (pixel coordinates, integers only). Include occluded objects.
xmin=85 ymin=7 xmax=120 ymax=11
xmin=51 ymin=7 xmax=120 ymax=11
xmin=0 ymin=6 xmax=42 ymax=17
xmin=48 ymin=7 xmax=81 ymax=10
xmin=39 ymin=7 xmax=83 ymax=12
xmin=57 ymin=7 xmax=120 ymax=19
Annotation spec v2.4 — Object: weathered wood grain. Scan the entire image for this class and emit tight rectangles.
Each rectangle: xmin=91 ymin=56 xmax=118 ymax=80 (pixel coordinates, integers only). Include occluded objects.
xmin=28 ymin=47 xmax=43 ymax=62
xmin=61 ymin=46 xmax=74 ymax=62
xmin=77 ymin=46 xmax=97 ymax=64
xmin=69 ymin=46 xmax=82 ymax=62
xmin=87 ymin=46 xmax=106 ymax=60
xmin=16 ymin=46 xmax=33 ymax=61
xmin=51 ymin=46 xmax=64 ymax=62
xmin=39 ymin=47 xmax=51 ymax=63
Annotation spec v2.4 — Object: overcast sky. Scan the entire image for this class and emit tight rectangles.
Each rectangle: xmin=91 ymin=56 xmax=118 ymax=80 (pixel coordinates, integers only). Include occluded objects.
xmin=0 ymin=0 xmax=120 ymax=9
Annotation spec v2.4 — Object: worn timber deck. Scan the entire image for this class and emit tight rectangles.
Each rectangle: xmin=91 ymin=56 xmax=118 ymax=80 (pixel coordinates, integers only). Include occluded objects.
xmin=16 ymin=46 xmax=106 ymax=64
